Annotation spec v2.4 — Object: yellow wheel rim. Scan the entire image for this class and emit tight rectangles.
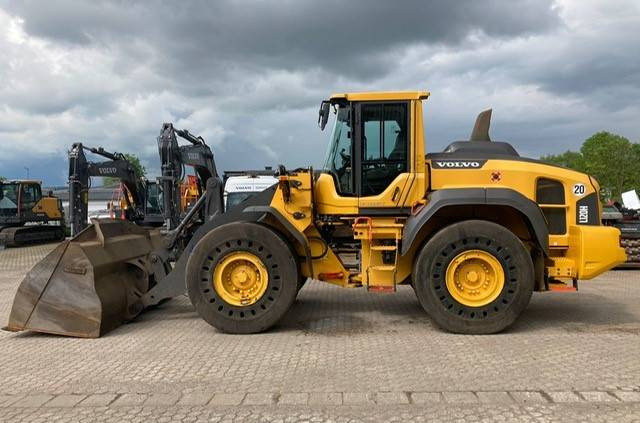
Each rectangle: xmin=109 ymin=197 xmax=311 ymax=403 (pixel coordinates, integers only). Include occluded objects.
xmin=213 ymin=252 xmax=268 ymax=306
xmin=445 ymin=249 xmax=505 ymax=308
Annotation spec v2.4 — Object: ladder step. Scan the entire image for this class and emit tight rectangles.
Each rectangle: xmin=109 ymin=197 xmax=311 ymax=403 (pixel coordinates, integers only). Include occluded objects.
xmin=353 ymin=223 xmax=404 ymax=227
xmin=370 ymin=245 xmax=397 ymax=251
xmin=369 ymin=265 xmax=396 ymax=271
xmin=549 ymin=282 xmax=578 ymax=292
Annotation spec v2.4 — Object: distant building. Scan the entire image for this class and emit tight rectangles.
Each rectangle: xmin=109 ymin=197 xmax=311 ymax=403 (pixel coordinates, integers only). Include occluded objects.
xmin=46 ymin=186 xmax=122 ymax=223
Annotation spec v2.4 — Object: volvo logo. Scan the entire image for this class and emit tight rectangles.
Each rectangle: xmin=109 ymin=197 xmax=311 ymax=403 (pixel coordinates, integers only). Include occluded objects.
xmin=432 ymin=160 xmax=485 ymax=169
xmin=97 ymin=167 xmax=118 ymax=175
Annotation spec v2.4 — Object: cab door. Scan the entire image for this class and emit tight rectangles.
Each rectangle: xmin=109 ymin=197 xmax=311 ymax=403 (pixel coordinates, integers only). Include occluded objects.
xmin=355 ymin=102 xmax=412 ymax=213
xmin=20 ymin=183 xmax=42 ymax=216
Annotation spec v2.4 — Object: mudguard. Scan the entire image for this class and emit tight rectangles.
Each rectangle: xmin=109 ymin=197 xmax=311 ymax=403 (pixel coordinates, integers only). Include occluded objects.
xmin=402 ymin=188 xmax=549 ymax=256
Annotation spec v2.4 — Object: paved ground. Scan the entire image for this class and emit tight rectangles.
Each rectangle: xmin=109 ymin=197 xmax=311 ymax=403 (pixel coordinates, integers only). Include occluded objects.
xmin=0 ymin=243 xmax=639 ymax=422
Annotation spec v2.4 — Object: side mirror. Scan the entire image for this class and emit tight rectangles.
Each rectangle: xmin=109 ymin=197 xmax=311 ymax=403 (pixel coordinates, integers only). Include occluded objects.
xmin=318 ymin=101 xmax=330 ymax=131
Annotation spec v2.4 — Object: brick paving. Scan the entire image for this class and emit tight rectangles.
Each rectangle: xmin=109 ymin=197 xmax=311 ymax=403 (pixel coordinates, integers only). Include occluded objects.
xmin=0 ymin=243 xmax=639 ymax=421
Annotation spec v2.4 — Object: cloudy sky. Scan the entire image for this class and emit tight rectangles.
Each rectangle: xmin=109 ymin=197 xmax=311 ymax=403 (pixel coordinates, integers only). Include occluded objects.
xmin=1 ymin=0 xmax=639 ymax=185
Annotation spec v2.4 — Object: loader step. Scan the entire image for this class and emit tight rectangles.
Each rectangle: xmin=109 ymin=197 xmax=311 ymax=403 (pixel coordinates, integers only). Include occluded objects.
xmin=369 ymin=265 xmax=396 ymax=271
xmin=370 ymin=245 xmax=397 ymax=251
xmin=549 ymin=282 xmax=578 ymax=292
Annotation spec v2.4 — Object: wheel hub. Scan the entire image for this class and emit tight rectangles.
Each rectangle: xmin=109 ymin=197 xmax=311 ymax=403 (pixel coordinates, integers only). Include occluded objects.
xmin=213 ymin=252 xmax=268 ymax=306
xmin=445 ymin=249 xmax=505 ymax=307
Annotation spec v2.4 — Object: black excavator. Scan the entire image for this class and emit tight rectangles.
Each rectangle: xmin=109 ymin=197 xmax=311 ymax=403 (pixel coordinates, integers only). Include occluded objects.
xmin=67 ymin=143 xmax=165 ymax=236
xmin=157 ymin=122 xmax=222 ymax=232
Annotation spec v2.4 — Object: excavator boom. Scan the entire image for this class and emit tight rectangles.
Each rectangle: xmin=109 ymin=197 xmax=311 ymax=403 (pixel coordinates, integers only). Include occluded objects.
xmin=68 ymin=143 xmax=148 ymax=236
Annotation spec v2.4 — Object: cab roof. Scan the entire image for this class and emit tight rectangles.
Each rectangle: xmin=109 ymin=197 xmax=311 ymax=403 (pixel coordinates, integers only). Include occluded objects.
xmin=2 ymin=179 xmax=41 ymax=184
xmin=329 ymin=91 xmax=430 ymax=102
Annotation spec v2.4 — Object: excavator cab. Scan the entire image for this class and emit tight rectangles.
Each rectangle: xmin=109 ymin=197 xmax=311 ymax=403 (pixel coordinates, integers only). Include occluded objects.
xmin=0 ymin=181 xmax=41 ymax=216
xmin=20 ymin=182 xmax=39 ymax=212
xmin=0 ymin=180 xmax=65 ymax=247
xmin=143 ymin=181 xmax=163 ymax=221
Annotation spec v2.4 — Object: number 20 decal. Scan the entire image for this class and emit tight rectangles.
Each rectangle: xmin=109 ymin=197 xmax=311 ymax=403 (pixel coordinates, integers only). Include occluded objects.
xmin=573 ymin=183 xmax=586 ymax=196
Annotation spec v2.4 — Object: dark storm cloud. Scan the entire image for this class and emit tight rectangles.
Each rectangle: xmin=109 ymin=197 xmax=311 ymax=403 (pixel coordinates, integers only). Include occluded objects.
xmin=1 ymin=0 xmax=639 ymax=186
xmin=6 ymin=0 xmax=561 ymax=81
xmin=532 ymin=37 xmax=640 ymax=108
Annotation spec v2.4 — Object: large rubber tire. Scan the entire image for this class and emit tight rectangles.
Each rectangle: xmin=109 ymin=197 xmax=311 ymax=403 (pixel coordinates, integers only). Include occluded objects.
xmin=186 ymin=222 xmax=299 ymax=334
xmin=413 ymin=220 xmax=534 ymax=334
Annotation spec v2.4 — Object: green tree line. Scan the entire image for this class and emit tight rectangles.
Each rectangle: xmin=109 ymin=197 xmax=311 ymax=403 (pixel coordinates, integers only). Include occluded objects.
xmin=541 ymin=131 xmax=640 ymax=201
xmin=103 ymin=154 xmax=147 ymax=187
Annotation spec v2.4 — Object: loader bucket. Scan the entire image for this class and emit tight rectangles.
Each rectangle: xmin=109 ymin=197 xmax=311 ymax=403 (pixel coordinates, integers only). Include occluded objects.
xmin=5 ymin=219 xmax=162 ymax=338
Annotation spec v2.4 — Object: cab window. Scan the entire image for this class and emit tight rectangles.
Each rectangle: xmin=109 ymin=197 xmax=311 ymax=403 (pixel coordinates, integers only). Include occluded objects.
xmin=360 ymin=103 xmax=408 ymax=196
xmin=322 ymin=105 xmax=353 ymax=194
xmin=0 ymin=183 xmax=19 ymax=215
xmin=21 ymin=184 xmax=41 ymax=212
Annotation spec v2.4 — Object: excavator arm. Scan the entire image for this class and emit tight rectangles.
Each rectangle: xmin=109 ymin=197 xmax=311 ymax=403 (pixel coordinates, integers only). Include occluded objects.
xmin=68 ymin=143 xmax=146 ymax=236
xmin=157 ymin=123 xmax=223 ymax=230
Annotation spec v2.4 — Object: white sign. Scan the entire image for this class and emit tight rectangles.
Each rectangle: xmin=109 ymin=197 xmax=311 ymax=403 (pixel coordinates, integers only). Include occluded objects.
xmin=572 ymin=183 xmax=586 ymax=196
xmin=622 ymin=190 xmax=640 ymax=210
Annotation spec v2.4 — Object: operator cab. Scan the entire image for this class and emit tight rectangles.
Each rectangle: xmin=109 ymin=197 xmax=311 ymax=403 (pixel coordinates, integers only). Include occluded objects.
xmin=320 ymin=92 xmax=426 ymax=199
xmin=0 ymin=181 xmax=41 ymax=216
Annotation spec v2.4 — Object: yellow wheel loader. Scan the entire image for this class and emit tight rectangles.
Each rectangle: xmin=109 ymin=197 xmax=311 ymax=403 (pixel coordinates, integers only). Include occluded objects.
xmin=0 ymin=180 xmax=65 ymax=247
xmin=5 ymin=91 xmax=626 ymax=337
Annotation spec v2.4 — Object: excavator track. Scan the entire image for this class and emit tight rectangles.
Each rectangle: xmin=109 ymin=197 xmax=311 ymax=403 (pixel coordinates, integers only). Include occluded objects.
xmin=0 ymin=226 xmax=65 ymax=248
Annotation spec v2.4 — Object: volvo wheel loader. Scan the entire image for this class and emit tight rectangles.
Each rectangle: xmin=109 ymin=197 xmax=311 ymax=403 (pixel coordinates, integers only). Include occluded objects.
xmin=0 ymin=180 xmax=65 ymax=247
xmin=5 ymin=91 xmax=626 ymax=337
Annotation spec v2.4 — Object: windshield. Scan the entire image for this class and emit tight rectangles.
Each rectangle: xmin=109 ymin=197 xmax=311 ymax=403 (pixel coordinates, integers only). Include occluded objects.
xmin=0 ymin=183 xmax=19 ymax=215
xmin=226 ymin=192 xmax=255 ymax=210
xmin=322 ymin=105 xmax=353 ymax=193
xmin=145 ymin=183 xmax=163 ymax=215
